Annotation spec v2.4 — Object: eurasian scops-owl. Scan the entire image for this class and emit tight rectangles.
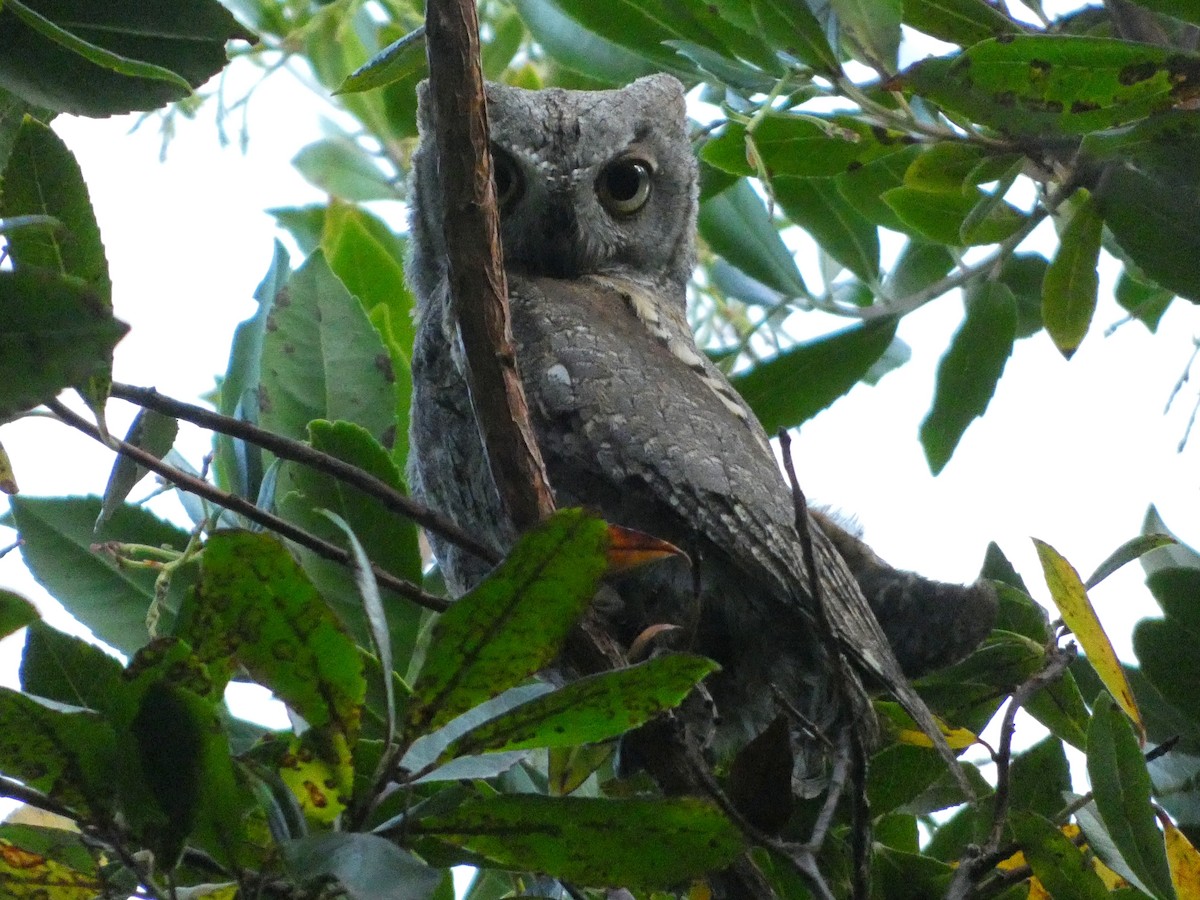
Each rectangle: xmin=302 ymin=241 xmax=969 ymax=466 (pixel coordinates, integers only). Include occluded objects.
xmin=406 ymin=74 xmax=996 ymax=767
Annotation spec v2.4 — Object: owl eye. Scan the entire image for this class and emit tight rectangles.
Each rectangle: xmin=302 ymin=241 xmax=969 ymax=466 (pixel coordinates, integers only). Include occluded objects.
xmin=596 ymin=157 xmax=652 ymax=215
xmin=490 ymin=146 xmax=524 ymax=210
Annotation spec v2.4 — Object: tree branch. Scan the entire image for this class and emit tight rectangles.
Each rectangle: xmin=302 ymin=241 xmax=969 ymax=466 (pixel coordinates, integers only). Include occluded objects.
xmin=46 ymin=398 xmax=449 ymax=613
xmin=109 ymin=382 xmax=497 ymax=566
xmin=424 ymin=0 xmax=554 ymax=532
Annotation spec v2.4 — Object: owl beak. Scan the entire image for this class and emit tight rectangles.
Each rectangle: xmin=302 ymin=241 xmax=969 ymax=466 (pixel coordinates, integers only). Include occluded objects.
xmin=541 ymin=199 xmax=582 ymax=278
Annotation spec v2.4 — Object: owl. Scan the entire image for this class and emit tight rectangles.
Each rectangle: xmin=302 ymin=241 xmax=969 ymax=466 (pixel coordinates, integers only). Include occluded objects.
xmin=406 ymin=75 xmax=996 ymax=771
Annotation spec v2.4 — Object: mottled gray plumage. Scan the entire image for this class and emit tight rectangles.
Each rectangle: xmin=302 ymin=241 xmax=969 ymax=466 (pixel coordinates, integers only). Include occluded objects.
xmin=407 ymin=75 xmax=996 ymax=775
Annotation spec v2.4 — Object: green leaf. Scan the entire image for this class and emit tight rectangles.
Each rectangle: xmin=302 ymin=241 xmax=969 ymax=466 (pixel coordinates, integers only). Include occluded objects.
xmin=1098 ymin=165 xmax=1200 ymax=305
xmin=284 ymin=833 xmax=441 ymax=900
xmin=871 ymin=845 xmax=955 ymax=897
xmin=128 ymin=678 xmax=253 ymax=868
xmin=320 ymin=203 xmax=414 ymax=462
xmin=513 ymin=0 xmax=719 ymax=78
xmin=1087 ymin=692 xmax=1175 ymax=900
xmin=1010 ymin=811 xmax=1110 ymax=900
xmin=482 ymin=11 xmax=527 ymax=80
xmin=867 ymin=743 xmax=966 ymax=817
xmin=338 ymin=26 xmax=427 ymax=94
xmin=773 ymin=176 xmax=880 ymax=282
xmin=996 ymin=252 xmax=1048 ymax=338
xmin=8 ymin=496 xmax=191 ymax=655
xmin=0 ymin=688 xmax=117 ymax=814
xmin=513 ymin=0 xmax=665 ymax=84
xmin=258 ymin=250 xmax=398 ymax=450
xmin=1147 ymin=568 xmax=1200 ymax=631
xmin=438 ymin=654 xmax=719 ymax=761
xmin=832 ymin=0 xmax=902 ymax=71
xmin=214 ymin=243 xmax=288 ymax=504
xmin=1117 ymin=0 xmax=1200 ymax=28
xmin=319 ymin=511 xmax=396 ymax=744
xmin=1077 ymin=111 xmax=1200 ymax=301
xmin=1 ymin=118 xmax=109 ymax=291
xmin=836 ymin=144 xmax=921 ymax=231
xmin=0 ymin=271 xmax=128 ymax=422
xmin=323 ymin=204 xmax=414 ymax=350
xmin=749 ymin=0 xmax=839 ymax=72
xmin=667 ymin=40 xmax=780 ymax=94
xmin=1043 ymin=193 xmax=1103 ymax=358
xmin=0 ymin=589 xmax=38 ymax=640
xmin=1134 ymin=618 xmax=1200 ymax=734
xmin=415 ymin=795 xmax=743 ymax=889
xmin=1009 ymin=736 xmax=1071 ymax=819
xmin=0 ymin=116 xmax=121 ymax=415
xmin=901 ymin=0 xmax=1022 ymax=47
xmin=274 ymin=420 xmax=423 ymax=663
xmin=4 ymin=0 xmax=192 ymax=91
xmin=292 ymin=138 xmax=400 ymax=202
xmin=1116 ymin=270 xmax=1174 ymax=332
xmin=1141 ymin=506 xmax=1200 ymax=578
xmin=902 ymin=36 xmax=1200 ymax=137
xmin=697 ymin=178 xmax=808 ymax=298
xmin=702 ymin=117 xmax=894 ymax=179
xmin=19 ymin=621 xmax=123 ymax=712
xmin=1023 ymin=669 xmax=1090 ymax=750
xmin=881 ymin=184 xmax=1025 ymax=246
xmin=920 ymin=282 xmax=1016 ymax=474
xmin=182 ymin=530 xmax=366 ymax=744
xmin=730 ymin=317 xmax=898 ymax=434
xmin=1085 ymin=535 xmax=1179 ymax=590
xmin=406 ymin=509 xmax=610 ymax=737
xmin=0 ymin=0 xmax=251 ymax=116
xmin=885 ymin=240 xmax=955 ymax=300
xmin=96 ymin=409 xmax=178 ymax=529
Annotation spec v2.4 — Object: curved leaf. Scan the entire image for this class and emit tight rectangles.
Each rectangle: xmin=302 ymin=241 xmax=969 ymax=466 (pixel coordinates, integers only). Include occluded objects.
xmin=1034 ymin=537 xmax=1144 ymax=740
xmin=1087 ymin=691 xmax=1174 ymax=900
xmin=406 ymin=509 xmax=609 ymax=737
xmin=920 ymin=282 xmax=1016 ymax=474
xmin=730 ymin=316 xmax=898 ymax=433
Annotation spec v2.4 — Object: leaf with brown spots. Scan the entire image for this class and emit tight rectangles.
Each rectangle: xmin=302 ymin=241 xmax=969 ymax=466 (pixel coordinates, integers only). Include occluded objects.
xmin=0 ymin=837 xmax=102 ymax=900
xmin=405 ymin=509 xmax=609 ymax=738
xmin=902 ymin=36 xmax=1200 ymax=137
xmin=186 ymin=530 xmax=366 ymax=746
xmin=414 ymin=795 xmax=742 ymax=889
xmin=0 ymin=688 xmax=116 ymax=815
xmin=435 ymin=654 xmax=718 ymax=762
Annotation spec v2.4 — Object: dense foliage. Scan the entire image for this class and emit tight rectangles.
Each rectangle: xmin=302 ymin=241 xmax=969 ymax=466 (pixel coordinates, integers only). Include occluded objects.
xmin=2 ymin=0 xmax=1200 ymax=897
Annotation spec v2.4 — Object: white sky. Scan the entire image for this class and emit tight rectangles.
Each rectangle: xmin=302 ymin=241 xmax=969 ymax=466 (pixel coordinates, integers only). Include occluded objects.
xmin=2 ymin=0 xmax=1199 ymax=829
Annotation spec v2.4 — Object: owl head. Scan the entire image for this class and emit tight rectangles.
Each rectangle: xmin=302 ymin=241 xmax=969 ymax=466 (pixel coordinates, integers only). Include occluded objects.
xmin=410 ymin=74 xmax=698 ymax=300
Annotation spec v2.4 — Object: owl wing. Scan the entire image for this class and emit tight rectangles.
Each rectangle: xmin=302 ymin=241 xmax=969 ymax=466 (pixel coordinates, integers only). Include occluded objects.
xmin=509 ymin=274 xmax=968 ymax=785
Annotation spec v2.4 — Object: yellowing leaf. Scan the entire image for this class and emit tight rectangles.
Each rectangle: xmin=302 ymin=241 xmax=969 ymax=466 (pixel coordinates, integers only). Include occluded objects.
xmin=0 ymin=440 xmax=16 ymax=494
xmin=893 ymin=724 xmax=977 ymax=750
xmin=278 ymin=733 xmax=350 ymax=825
xmin=0 ymin=839 xmax=101 ymax=899
xmin=1033 ymin=538 xmax=1143 ymax=741
xmin=876 ymin=700 xmax=977 ymax=749
xmin=1161 ymin=813 xmax=1200 ymax=898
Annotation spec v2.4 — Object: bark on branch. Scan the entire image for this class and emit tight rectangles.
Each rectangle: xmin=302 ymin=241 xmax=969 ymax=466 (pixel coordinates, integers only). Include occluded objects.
xmin=423 ymin=0 xmax=554 ymax=532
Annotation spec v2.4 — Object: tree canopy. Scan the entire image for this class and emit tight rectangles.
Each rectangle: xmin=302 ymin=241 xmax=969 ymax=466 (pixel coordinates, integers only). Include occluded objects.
xmin=2 ymin=0 xmax=1200 ymax=898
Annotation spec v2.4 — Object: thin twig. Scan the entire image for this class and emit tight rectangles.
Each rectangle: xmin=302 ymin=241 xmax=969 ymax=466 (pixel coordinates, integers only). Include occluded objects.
xmin=944 ymin=642 xmax=1077 ymax=899
xmin=47 ymin=399 xmax=449 ymax=613
xmin=778 ymin=428 xmax=871 ymax=899
xmin=0 ymin=773 xmax=80 ymax=820
xmin=110 ymin=383 xmax=497 ymax=566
